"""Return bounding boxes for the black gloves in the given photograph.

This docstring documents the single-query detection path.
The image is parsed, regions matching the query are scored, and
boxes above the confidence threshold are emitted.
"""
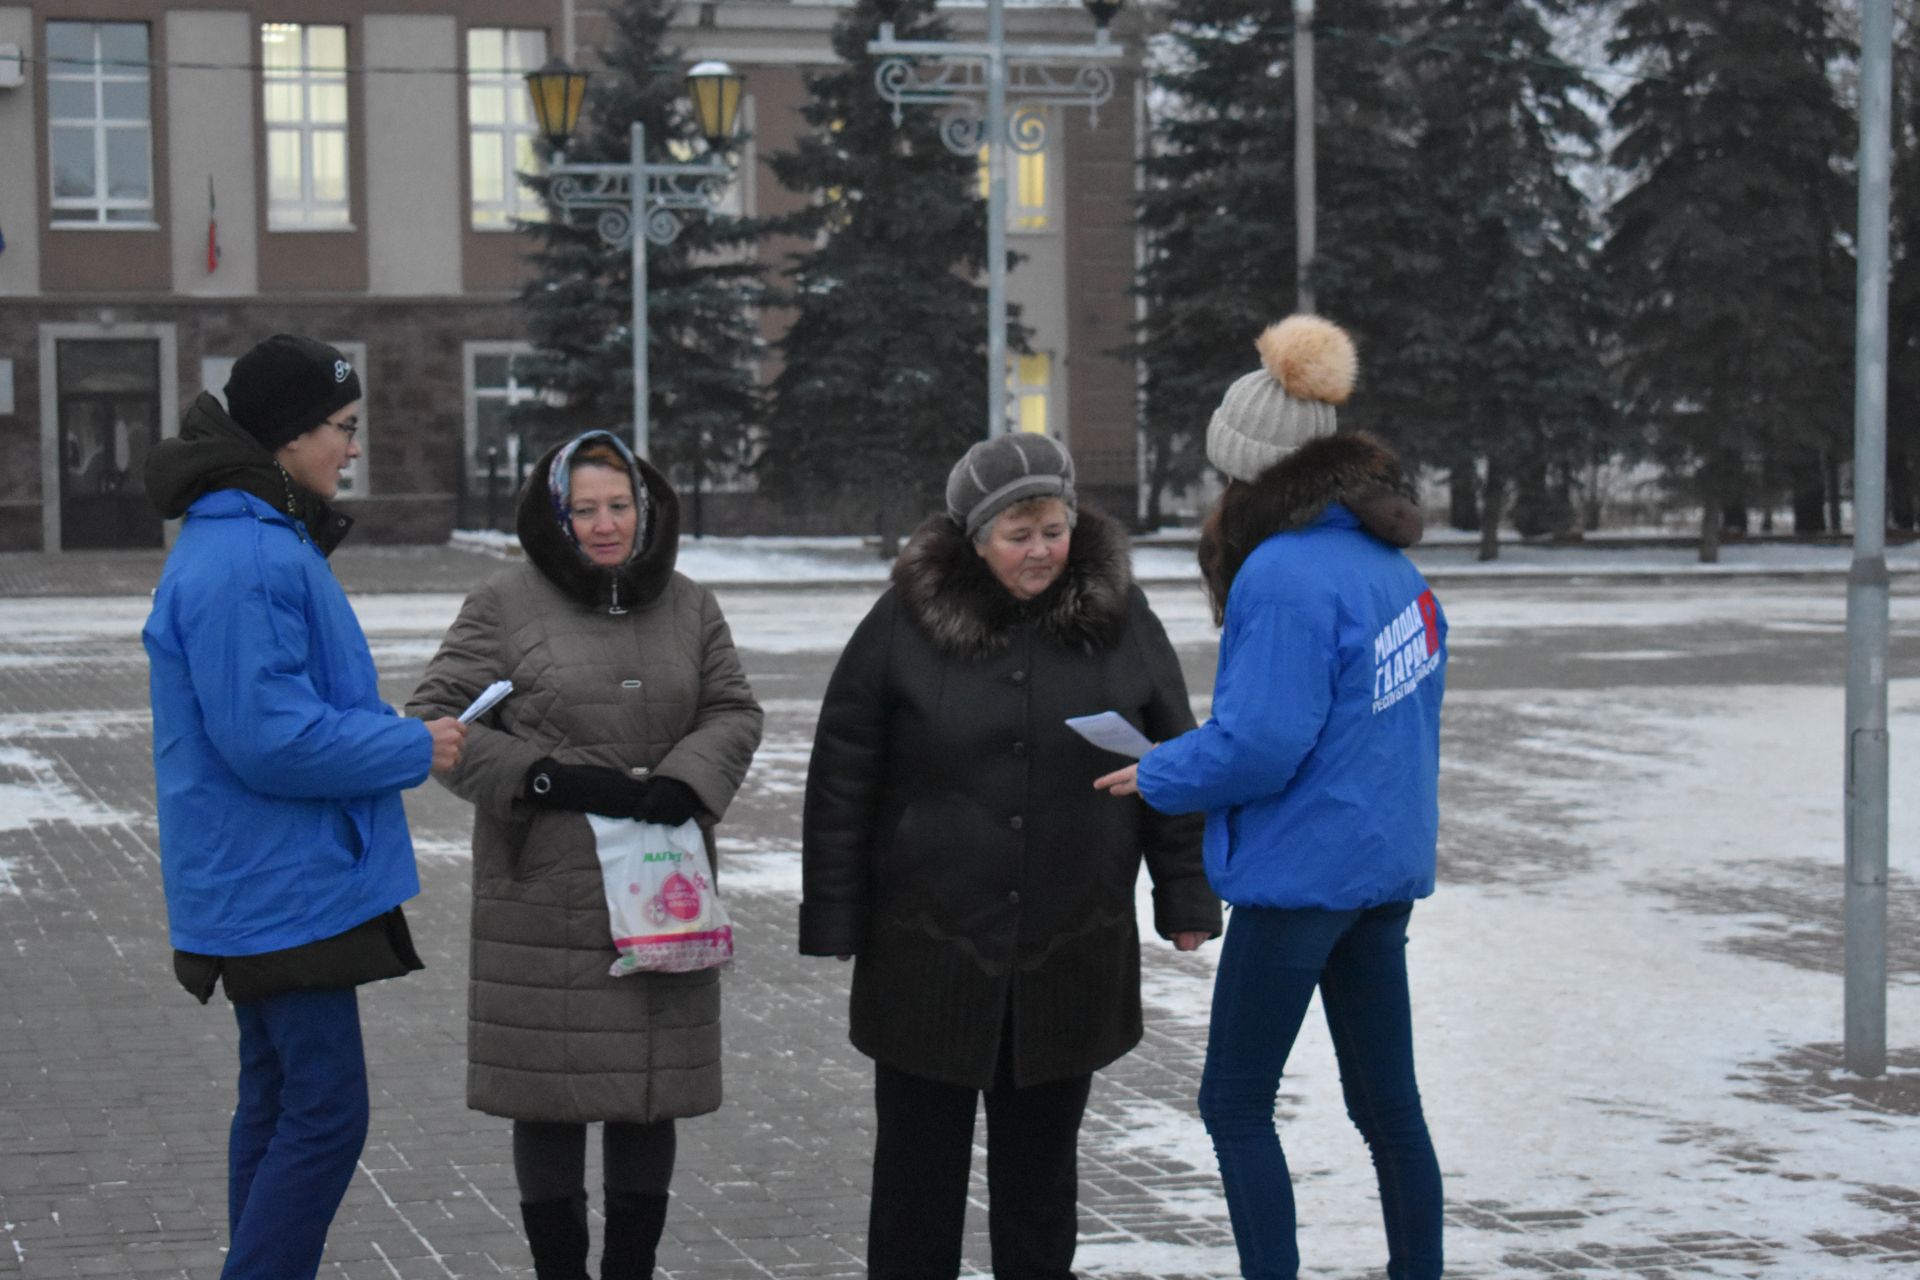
[634,776,700,826]
[524,758,703,825]
[525,759,646,816]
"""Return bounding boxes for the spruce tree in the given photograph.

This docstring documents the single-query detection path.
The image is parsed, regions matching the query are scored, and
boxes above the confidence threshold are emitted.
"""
[513,0,761,522]
[1135,0,1431,524]
[1601,0,1854,559]
[757,0,1007,531]
[1398,0,1616,559]
[1886,0,1920,530]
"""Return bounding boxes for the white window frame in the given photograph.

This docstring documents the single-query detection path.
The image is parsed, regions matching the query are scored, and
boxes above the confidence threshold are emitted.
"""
[46,21,156,228]
[262,22,352,231]
[466,27,549,231]
[463,341,540,482]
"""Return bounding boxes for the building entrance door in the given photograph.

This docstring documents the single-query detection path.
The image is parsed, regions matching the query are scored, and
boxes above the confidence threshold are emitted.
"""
[56,339,164,550]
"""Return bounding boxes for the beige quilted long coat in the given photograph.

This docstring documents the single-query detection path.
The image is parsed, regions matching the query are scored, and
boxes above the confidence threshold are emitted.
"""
[408,438,762,1124]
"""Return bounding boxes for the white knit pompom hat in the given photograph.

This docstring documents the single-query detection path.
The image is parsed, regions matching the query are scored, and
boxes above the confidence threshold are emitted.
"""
[1204,314,1359,483]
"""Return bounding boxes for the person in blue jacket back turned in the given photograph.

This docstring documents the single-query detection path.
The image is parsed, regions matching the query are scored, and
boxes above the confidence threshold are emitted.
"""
[142,334,468,1280]
[1097,315,1445,1280]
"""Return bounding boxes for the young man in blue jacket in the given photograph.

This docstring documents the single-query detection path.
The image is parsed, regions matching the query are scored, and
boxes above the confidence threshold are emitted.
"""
[142,334,467,1280]
[1098,316,1445,1280]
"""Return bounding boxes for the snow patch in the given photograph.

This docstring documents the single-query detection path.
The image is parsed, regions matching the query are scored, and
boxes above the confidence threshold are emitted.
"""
[715,848,803,898]
[0,710,149,739]
[411,837,472,862]
[0,745,138,832]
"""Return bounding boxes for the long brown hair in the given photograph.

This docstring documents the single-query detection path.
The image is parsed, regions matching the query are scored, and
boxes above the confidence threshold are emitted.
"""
[1197,479,1299,625]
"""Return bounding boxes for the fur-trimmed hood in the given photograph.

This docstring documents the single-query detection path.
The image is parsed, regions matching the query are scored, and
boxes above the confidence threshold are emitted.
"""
[1240,431,1424,548]
[516,437,682,612]
[1198,431,1424,623]
[893,504,1133,661]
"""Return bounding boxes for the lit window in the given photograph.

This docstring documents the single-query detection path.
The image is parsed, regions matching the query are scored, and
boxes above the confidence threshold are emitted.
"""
[467,28,548,230]
[46,22,154,226]
[1013,352,1052,435]
[262,23,351,229]
[976,111,1050,232]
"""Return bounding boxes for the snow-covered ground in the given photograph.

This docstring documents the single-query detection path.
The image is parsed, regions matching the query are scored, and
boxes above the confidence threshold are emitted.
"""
[450,527,1920,586]
[22,574,1919,668]
[1,569,1914,1276]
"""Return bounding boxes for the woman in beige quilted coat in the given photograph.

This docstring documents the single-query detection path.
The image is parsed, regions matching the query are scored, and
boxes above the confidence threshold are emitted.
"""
[409,430,762,1280]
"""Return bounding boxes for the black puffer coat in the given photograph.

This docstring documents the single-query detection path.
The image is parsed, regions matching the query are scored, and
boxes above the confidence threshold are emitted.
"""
[800,506,1219,1089]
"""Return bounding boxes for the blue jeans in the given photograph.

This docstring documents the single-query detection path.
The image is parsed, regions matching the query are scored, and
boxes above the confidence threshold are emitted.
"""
[1197,902,1442,1280]
[225,987,369,1280]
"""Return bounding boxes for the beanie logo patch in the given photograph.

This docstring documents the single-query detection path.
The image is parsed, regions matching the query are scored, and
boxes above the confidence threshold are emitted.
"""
[334,360,351,383]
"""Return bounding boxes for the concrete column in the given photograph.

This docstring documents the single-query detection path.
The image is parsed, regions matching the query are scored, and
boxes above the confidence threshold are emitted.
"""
[167,10,259,295]
[365,14,461,295]
[0,7,41,295]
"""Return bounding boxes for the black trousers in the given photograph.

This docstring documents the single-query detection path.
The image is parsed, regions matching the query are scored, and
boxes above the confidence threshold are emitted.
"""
[867,1045,1093,1280]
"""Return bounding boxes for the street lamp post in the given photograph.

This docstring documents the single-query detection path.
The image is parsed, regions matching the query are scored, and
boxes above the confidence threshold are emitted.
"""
[1294,0,1316,314]
[524,58,745,462]
[869,0,1126,439]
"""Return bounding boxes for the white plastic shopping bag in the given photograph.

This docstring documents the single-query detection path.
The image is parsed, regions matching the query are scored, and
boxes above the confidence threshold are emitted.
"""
[587,815,735,976]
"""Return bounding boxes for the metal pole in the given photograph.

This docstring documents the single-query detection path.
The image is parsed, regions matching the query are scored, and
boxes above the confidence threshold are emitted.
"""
[986,0,1009,437]
[1294,0,1315,315]
[1845,0,1893,1079]
[631,121,651,461]
[486,446,499,532]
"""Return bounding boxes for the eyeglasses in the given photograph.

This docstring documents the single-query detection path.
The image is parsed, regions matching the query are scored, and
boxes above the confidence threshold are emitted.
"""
[326,414,360,444]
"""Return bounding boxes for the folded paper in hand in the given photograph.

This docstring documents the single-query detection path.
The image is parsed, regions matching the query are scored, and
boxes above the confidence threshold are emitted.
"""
[1064,711,1153,759]
[458,679,513,724]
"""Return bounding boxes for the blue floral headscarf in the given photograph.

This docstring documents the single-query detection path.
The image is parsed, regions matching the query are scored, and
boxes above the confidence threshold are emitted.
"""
[547,430,652,565]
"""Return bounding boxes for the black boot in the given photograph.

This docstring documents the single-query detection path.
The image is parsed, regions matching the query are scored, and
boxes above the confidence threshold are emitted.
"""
[521,1190,591,1280]
[600,1189,669,1280]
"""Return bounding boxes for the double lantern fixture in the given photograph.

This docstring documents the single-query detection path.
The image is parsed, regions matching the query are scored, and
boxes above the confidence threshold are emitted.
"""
[524,56,743,159]
[519,57,745,462]
[866,0,1127,440]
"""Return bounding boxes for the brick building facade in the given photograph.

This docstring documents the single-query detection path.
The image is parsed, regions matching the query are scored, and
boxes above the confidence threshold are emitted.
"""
[0,1,1149,550]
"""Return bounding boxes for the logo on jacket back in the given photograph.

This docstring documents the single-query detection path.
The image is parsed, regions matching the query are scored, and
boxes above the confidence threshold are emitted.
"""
[1372,588,1441,713]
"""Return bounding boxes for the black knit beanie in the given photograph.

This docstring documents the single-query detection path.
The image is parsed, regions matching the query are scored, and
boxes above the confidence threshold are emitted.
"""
[223,334,363,453]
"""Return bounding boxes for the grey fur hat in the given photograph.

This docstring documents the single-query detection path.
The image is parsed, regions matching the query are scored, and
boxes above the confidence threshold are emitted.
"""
[1205,315,1358,483]
[945,432,1077,539]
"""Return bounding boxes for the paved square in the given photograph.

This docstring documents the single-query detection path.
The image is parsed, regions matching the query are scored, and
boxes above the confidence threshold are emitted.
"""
[2,547,1918,1278]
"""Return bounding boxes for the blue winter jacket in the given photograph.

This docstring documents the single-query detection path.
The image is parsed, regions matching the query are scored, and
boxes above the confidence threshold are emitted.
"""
[143,489,431,955]
[1137,504,1445,910]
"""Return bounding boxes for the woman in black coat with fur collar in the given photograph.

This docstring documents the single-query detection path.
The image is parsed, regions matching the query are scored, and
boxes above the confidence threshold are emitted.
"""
[801,433,1220,1280]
